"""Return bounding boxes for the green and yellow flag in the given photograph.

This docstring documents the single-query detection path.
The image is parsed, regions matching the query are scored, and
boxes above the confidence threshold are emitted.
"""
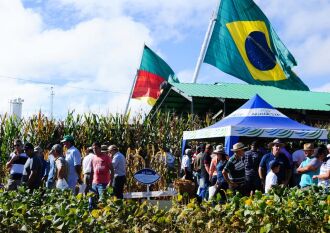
[204,0,309,91]
[132,45,179,106]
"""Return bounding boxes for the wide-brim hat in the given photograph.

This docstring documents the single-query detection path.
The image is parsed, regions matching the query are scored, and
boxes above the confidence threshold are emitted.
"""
[61,135,74,143]
[231,142,247,152]
[303,143,314,151]
[268,139,285,148]
[214,145,226,154]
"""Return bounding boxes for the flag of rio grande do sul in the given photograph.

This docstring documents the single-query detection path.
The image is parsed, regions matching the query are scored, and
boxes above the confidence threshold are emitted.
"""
[204,0,309,91]
[132,45,179,106]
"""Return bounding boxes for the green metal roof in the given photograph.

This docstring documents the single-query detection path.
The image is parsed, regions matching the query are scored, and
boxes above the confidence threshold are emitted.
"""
[170,82,330,111]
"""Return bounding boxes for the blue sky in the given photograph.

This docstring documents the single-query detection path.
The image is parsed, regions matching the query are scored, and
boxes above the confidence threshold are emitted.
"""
[0,0,329,118]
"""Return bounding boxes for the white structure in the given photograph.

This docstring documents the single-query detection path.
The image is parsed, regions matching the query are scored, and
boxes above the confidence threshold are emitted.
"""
[9,98,24,119]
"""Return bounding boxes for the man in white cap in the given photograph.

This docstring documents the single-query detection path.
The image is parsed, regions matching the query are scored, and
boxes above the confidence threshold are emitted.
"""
[222,142,247,195]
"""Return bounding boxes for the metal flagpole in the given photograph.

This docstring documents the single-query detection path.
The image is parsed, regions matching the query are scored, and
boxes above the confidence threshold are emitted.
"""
[124,72,138,116]
[124,43,145,116]
[191,0,221,83]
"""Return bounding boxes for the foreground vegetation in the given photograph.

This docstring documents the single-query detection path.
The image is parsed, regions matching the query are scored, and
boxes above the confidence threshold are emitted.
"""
[0,186,328,232]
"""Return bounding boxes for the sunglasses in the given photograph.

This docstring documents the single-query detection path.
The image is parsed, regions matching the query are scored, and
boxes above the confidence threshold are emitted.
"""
[14,144,21,147]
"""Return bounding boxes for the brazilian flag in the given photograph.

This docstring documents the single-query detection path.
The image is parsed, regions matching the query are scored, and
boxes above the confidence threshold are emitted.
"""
[204,0,309,91]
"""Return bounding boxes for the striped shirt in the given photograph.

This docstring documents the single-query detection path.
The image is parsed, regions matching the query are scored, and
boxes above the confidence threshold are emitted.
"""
[9,152,28,180]
[223,154,245,184]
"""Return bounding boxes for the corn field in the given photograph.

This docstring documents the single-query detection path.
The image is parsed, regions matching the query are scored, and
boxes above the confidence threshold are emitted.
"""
[0,111,215,188]
[0,111,329,189]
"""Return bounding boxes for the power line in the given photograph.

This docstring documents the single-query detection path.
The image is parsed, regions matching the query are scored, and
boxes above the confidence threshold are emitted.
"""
[0,74,129,94]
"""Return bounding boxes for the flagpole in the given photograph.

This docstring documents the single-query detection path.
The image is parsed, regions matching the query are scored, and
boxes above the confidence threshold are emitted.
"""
[191,1,220,83]
[124,44,145,116]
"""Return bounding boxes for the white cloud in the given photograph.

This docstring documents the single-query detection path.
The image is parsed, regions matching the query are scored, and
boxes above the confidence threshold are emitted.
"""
[312,83,330,92]
[0,0,154,118]
[57,0,217,41]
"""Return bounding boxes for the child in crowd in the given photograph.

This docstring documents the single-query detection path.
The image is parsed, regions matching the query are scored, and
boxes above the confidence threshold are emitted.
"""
[265,160,280,193]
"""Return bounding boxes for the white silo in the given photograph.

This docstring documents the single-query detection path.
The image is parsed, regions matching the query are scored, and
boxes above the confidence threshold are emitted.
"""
[9,98,24,119]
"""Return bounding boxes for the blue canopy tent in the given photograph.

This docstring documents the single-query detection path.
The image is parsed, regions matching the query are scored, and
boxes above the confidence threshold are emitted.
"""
[183,94,328,156]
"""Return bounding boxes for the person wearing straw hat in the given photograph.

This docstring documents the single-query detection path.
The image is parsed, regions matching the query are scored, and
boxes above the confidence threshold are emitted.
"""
[222,142,247,195]
[297,143,322,188]
[209,145,226,186]
[259,139,291,189]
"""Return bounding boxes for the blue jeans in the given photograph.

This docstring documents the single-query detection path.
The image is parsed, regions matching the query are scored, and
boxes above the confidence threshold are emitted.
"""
[92,183,107,198]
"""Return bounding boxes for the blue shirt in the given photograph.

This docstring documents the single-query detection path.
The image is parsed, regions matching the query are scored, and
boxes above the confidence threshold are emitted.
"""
[299,157,321,188]
[260,152,290,184]
[65,146,82,189]
[244,150,262,178]
[216,160,227,184]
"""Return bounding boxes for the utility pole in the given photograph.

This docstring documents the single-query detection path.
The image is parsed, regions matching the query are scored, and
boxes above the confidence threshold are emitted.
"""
[50,86,54,120]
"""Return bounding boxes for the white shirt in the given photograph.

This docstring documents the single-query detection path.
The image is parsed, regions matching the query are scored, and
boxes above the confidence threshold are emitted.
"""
[112,152,126,177]
[82,153,94,174]
[265,170,277,193]
[318,159,330,188]
[65,146,82,188]
[181,154,191,171]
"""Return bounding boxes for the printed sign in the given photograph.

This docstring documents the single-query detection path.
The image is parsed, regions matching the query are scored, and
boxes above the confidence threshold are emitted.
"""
[134,168,160,185]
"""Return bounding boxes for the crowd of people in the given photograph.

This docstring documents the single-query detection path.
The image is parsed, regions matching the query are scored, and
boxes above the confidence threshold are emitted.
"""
[5,135,126,199]
[5,135,330,203]
[181,139,330,201]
